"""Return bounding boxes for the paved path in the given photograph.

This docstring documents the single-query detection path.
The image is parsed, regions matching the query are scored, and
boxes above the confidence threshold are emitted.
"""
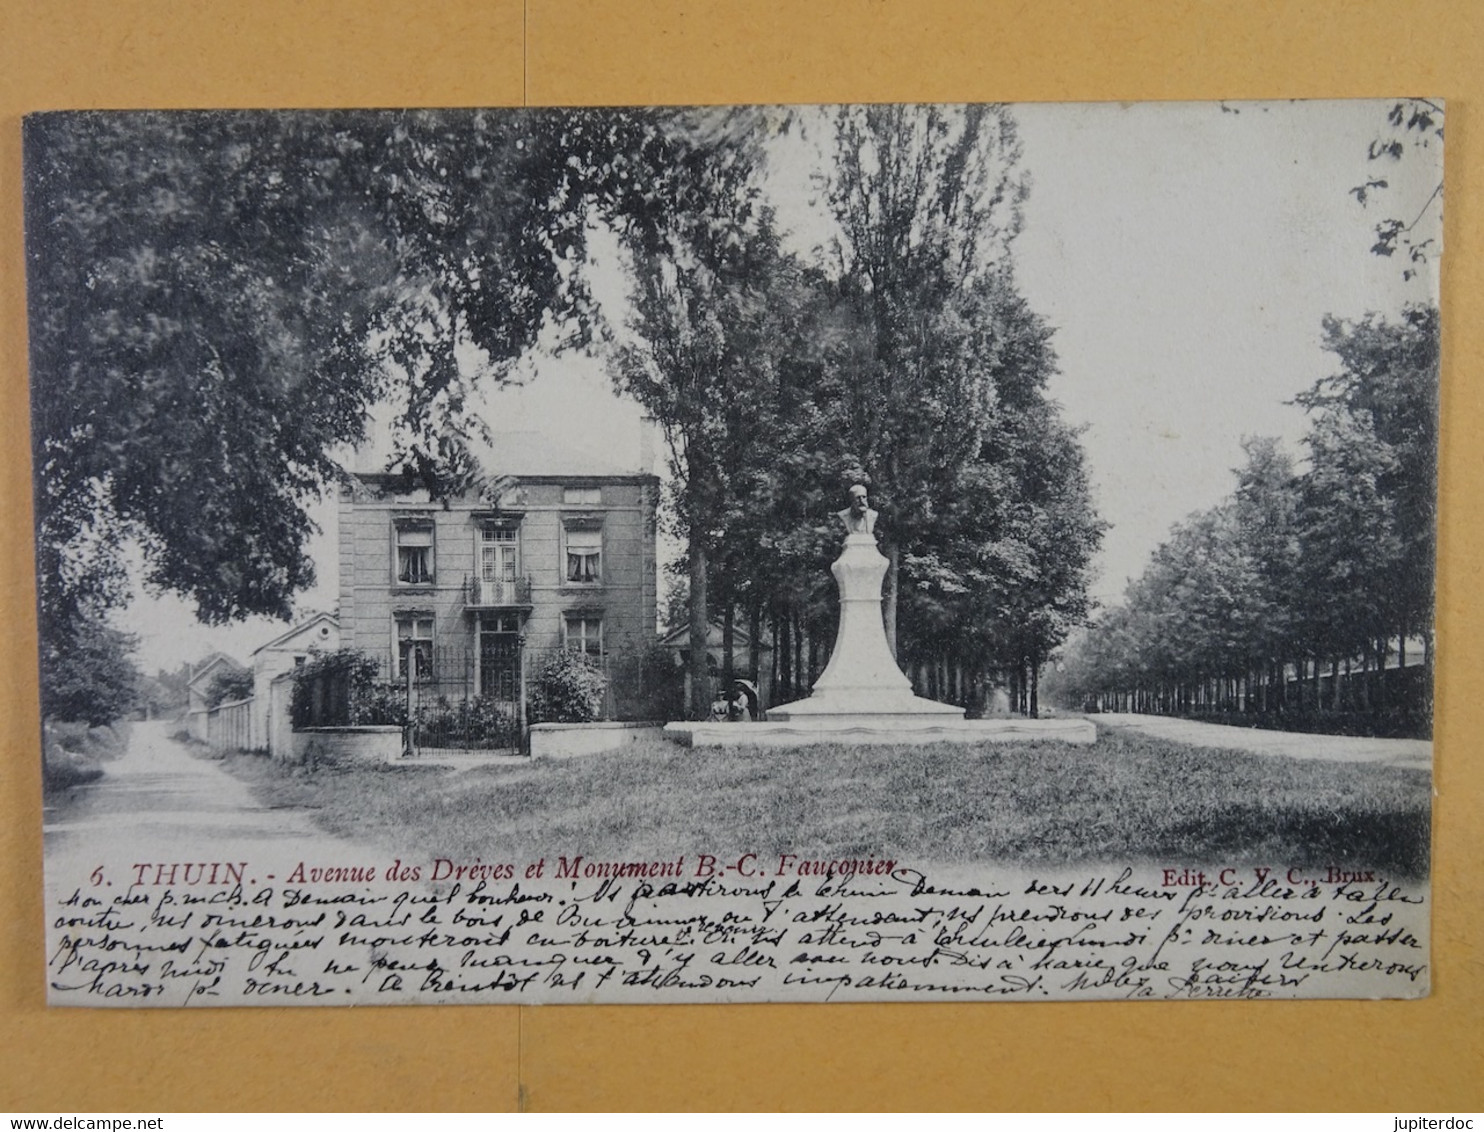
[1092,712,1432,770]
[43,720,374,870]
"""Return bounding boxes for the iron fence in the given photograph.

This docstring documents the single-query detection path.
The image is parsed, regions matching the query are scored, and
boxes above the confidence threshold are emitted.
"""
[291,643,685,754]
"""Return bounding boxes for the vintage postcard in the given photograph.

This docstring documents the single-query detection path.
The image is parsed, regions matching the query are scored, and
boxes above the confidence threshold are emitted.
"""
[29,100,1439,1005]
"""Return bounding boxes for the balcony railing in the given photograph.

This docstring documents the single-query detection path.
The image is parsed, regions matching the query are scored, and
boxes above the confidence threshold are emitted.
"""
[464,574,534,609]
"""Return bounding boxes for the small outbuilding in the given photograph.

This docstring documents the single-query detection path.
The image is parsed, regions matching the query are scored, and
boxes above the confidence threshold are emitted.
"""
[250,612,339,750]
[184,652,249,741]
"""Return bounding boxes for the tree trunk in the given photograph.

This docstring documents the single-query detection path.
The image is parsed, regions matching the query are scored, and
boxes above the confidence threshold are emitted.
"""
[1423,626,1433,715]
[778,606,792,702]
[793,609,805,695]
[688,542,709,720]
[883,541,899,662]
[748,600,761,685]
[770,606,781,701]
[721,596,735,696]
[1375,636,1388,716]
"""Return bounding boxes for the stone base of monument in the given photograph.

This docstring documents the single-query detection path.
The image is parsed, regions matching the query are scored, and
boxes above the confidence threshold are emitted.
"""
[662,715,1097,749]
[765,687,963,721]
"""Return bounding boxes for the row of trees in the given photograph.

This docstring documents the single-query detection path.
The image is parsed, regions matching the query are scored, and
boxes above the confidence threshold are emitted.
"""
[610,106,1103,716]
[1058,305,1437,734]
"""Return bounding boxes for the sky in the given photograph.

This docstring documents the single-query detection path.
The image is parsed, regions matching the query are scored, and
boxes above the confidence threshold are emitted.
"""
[1011,100,1439,603]
[113,100,1441,673]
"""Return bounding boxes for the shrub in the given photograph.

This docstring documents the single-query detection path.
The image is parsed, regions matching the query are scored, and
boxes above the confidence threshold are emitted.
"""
[418,695,520,748]
[41,724,104,791]
[40,616,139,726]
[83,723,129,758]
[204,666,255,707]
[353,683,409,727]
[528,651,607,724]
[606,644,685,721]
[291,649,403,727]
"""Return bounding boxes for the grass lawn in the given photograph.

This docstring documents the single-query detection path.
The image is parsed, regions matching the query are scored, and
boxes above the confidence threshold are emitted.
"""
[218,731,1431,877]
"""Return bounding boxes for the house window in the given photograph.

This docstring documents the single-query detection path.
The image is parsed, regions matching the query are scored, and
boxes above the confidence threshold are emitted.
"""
[484,612,520,635]
[395,522,434,585]
[563,486,602,506]
[564,615,603,659]
[395,614,434,680]
[565,528,602,585]
[480,525,520,584]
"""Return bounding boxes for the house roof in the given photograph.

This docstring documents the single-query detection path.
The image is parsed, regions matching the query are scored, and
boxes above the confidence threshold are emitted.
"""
[250,612,339,657]
[186,652,246,690]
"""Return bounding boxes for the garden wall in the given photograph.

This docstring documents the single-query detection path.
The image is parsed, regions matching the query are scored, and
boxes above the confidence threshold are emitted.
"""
[290,726,404,764]
[529,721,665,759]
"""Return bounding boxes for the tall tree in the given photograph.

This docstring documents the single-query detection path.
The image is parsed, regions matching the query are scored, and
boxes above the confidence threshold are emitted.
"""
[26,110,587,637]
[823,104,1028,655]
[608,205,802,718]
[25,108,765,656]
[1065,306,1436,731]
[895,293,1103,714]
[1296,306,1438,665]
[1230,436,1303,709]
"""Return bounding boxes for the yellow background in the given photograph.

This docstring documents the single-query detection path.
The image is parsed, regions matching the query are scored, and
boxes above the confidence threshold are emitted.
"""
[1,0,1479,1112]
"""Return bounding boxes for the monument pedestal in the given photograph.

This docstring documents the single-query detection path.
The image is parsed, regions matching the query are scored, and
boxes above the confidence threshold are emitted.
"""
[766,532,964,724]
[662,524,1096,749]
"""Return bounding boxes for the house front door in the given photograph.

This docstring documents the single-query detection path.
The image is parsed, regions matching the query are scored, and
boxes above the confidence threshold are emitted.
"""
[479,613,521,702]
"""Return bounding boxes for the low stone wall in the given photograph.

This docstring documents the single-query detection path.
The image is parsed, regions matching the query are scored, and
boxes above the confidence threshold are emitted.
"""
[290,726,404,764]
[529,721,665,759]
[665,716,1099,748]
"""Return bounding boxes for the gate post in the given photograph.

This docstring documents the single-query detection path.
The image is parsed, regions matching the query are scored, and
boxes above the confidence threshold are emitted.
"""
[517,633,529,755]
[402,654,415,759]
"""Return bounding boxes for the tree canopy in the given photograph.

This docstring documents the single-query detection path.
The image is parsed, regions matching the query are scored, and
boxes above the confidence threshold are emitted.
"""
[25,108,766,633]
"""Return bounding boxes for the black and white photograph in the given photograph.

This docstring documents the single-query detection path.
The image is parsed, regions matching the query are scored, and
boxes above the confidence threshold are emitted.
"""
[29,99,1440,1006]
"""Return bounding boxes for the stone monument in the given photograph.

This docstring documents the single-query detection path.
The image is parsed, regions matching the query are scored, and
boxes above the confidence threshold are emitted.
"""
[765,485,963,723]
[663,486,1095,747]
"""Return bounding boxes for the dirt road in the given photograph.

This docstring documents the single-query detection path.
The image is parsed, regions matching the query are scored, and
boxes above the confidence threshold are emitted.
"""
[1093,712,1431,770]
[43,720,369,871]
